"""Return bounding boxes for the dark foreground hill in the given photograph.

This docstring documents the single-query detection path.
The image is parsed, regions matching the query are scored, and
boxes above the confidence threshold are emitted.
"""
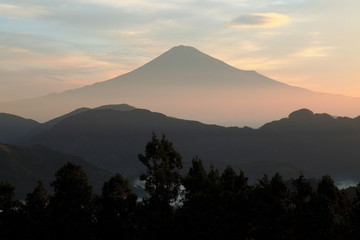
[19,106,360,183]
[0,143,112,199]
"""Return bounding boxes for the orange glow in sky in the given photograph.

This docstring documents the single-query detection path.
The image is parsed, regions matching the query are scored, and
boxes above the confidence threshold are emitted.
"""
[0,0,359,102]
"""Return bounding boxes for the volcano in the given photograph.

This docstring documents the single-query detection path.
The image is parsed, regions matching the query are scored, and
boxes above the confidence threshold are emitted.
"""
[1,45,360,127]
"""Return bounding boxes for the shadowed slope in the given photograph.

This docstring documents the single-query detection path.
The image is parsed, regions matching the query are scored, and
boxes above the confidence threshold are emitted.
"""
[0,113,40,143]
[21,107,360,183]
[25,104,136,137]
[0,143,112,199]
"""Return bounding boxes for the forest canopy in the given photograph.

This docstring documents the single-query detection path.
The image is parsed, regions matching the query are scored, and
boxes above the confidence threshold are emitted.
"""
[1,133,360,239]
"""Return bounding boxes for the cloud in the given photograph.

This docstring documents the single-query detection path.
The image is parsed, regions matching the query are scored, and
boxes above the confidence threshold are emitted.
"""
[0,43,127,83]
[74,0,179,10]
[228,57,292,71]
[294,46,333,57]
[230,13,290,28]
[0,41,133,101]
[0,3,49,18]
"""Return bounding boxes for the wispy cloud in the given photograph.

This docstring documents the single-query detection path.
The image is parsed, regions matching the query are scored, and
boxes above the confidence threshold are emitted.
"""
[0,43,126,84]
[228,57,292,71]
[0,3,49,18]
[294,46,333,57]
[75,0,179,9]
[230,13,290,28]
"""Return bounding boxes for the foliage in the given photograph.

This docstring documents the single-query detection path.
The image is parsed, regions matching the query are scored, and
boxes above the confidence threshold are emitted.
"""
[95,174,137,239]
[0,181,15,211]
[49,162,94,239]
[138,133,183,206]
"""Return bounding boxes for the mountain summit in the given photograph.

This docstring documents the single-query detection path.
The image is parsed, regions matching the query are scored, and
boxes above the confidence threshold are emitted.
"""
[140,45,242,77]
[144,45,230,70]
[1,46,360,126]
[94,45,286,88]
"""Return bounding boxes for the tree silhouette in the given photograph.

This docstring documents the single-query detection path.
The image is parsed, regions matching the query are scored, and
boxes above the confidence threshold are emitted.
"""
[23,181,49,239]
[180,162,251,239]
[290,175,315,239]
[0,181,15,212]
[137,133,183,238]
[138,133,183,206]
[182,157,208,202]
[2,134,360,239]
[25,181,48,219]
[0,181,24,239]
[219,167,251,239]
[96,174,137,239]
[251,173,292,239]
[49,162,94,239]
[349,183,360,238]
[311,175,348,239]
[179,158,212,238]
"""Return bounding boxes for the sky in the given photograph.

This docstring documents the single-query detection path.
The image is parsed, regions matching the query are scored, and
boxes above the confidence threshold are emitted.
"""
[0,0,359,102]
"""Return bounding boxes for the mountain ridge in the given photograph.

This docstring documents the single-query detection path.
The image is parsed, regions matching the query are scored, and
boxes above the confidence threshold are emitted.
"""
[10,105,360,184]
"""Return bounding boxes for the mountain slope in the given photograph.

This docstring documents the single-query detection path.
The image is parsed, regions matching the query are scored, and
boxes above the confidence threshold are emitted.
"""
[21,106,360,183]
[25,104,136,138]
[96,45,288,87]
[2,45,360,127]
[0,113,40,143]
[0,143,112,199]
[26,108,252,178]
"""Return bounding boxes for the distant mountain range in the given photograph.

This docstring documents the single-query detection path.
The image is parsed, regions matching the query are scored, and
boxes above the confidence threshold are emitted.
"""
[1,45,360,127]
[2,104,360,185]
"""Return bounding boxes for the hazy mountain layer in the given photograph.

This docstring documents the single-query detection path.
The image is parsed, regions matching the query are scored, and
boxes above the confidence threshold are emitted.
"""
[19,106,360,183]
[2,46,360,127]
[24,104,136,138]
[0,113,40,143]
[0,143,112,199]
